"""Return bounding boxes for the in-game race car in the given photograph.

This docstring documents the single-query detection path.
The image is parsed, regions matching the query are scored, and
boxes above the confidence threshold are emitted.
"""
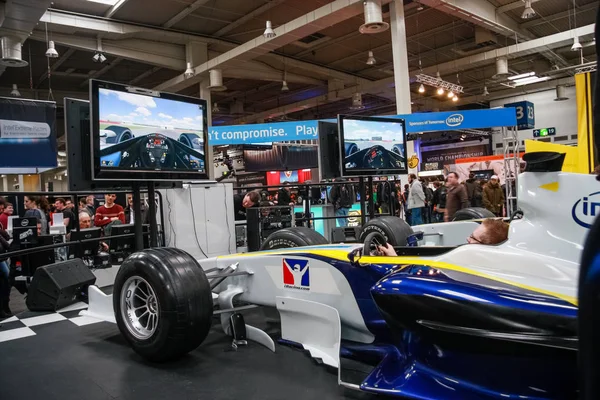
[81,152,594,399]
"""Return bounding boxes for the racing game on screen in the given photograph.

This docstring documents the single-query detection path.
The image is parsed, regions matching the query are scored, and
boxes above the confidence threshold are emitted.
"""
[341,116,407,175]
[97,88,206,173]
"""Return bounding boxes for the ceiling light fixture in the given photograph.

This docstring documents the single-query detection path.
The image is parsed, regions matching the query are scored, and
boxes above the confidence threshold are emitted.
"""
[366,50,376,65]
[447,90,454,99]
[45,40,58,58]
[212,102,220,113]
[281,80,289,91]
[207,69,227,91]
[350,92,365,110]
[482,86,490,96]
[452,94,459,102]
[184,62,194,79]
[93,52,106,63]
[571,36,583,52]
[554,84,569,101]
[418,83,425,93]
[493,56,510,78]
[508,71,535,80]
[416,74,464,95]
[437,86,445,95]
[10,84,20,97]
[263,20,276,38]
[521,0,536,19]
[416,1,424,11]
[513,76,550,86]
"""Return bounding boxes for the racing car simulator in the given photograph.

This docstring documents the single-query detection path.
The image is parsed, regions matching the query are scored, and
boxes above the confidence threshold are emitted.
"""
[80,151,593,400]
[99,133,204,170]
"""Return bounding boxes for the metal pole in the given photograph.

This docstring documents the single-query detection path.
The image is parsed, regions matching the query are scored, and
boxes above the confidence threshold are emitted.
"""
[132,182,143,251]
[359,177,366,226]
[368,176,375,220]
[147,181,158,247]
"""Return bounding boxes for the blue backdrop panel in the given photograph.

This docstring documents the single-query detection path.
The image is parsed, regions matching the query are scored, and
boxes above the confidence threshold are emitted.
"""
[209,109,518,146]
[0,98,58,168]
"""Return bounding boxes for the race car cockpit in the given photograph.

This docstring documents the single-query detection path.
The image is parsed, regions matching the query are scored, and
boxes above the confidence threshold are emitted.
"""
[99,133,205,170]
[344,144,406,170]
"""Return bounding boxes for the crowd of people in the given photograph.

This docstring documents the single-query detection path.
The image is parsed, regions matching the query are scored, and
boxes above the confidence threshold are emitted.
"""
[401,172,506,225]
[0,193,149,318]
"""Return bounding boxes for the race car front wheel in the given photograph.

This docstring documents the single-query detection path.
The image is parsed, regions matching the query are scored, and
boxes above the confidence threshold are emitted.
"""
[359,216,413,246]
[260,227,329,250]
[113,247,213,362]
[452,207,495,221]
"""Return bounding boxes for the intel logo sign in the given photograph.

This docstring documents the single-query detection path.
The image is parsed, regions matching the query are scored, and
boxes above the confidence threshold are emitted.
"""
[446,114,464,127]
[572,191,600,229]
[20,219,29,227]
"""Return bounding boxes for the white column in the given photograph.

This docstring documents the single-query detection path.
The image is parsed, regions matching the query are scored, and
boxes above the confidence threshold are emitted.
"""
[199,79,214,180]
[389,0,417,176]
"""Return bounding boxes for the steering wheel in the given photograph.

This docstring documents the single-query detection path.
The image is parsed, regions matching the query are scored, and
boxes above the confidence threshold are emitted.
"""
[362,145,390,168]
[363,231,388,256]
[139,134,176,169]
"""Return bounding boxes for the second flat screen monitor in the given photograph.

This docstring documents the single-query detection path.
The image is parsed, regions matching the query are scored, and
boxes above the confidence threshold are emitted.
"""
[338,115,407,177]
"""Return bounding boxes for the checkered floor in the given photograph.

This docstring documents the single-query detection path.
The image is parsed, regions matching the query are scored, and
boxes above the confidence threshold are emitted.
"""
[0,301,102,343]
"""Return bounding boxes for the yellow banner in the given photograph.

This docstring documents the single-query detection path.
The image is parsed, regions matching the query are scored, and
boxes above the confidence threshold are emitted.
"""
[576,72,596,173]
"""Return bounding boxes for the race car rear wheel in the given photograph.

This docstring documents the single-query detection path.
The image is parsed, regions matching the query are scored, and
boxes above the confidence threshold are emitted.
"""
[113,247,213,362]
[452,207,496,221]
[104,125,133,144]
[260,227,329,250]
[359,216,413,246]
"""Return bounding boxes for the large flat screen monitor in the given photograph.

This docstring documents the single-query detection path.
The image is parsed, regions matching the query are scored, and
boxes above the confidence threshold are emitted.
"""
[90,80,208,181]
[338,115,407,177]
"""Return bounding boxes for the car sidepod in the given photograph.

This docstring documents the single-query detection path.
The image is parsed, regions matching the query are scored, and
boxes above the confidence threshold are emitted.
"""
[361,264,578,399]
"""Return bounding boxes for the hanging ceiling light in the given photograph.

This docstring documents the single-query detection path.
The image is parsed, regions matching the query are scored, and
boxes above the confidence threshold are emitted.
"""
[437,86,445,95]
[10,84,20,97]
[493,56,510,78]
[207,69,227,91]
[45,40,58,58]
[212,102,220,113]
[521,0,536,19]
[416,1,424,11]
[418,83,425,93]
[571,36,583,51]
[263,20,276,38]
[93,52,107,63]
[482,86,490,96]
[452,94,459,102]
[184,62,194,79]
[350,92,365,110]
[554,84,569,101]
[366,50,376,65]
[447,90,454,99]
[281,80,289,91]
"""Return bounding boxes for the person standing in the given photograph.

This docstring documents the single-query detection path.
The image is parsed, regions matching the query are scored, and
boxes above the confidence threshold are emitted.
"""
[94,194,126,234]
[54,198,76,233]
[444,172,469,222]
[483,175,505,217]
[24,196,49,234]
[407,174,425,226]
[432,181,447,223]
[464,173,478,207]
[330,179,355,227]
[0,199,10,230]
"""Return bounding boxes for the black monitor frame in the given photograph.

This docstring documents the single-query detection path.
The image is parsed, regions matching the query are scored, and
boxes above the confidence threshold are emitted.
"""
[338,115,408,177]
[108,223,135,253]
[90,79,209,181]
[69,227,101,259]
[317,121,341,181]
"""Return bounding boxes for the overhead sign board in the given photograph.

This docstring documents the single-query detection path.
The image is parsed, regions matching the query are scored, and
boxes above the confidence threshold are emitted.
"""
[533,127,556,138]
[504,101,535,130]
[208,108,518,146]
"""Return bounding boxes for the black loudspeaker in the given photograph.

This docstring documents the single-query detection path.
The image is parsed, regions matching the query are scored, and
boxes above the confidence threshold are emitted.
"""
[26,258,97,311]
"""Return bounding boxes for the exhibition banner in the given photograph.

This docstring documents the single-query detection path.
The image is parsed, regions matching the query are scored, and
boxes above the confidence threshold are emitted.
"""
[208,108,517,146]
[421,140,490,170]
[0,97,58,168]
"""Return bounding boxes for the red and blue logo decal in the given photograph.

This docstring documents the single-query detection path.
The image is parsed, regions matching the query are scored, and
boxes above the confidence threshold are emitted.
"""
[283,258,310,290]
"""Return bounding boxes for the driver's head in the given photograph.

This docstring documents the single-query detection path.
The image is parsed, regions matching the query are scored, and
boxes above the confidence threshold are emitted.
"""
[408,173,417,183]
[242,191,260,208]
[446,172,459,186]
[105,194,116,206]
[467,219,509,245]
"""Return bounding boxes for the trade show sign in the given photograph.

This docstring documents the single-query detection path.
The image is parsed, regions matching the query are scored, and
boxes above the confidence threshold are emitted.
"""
[0,97,58,168]
[208,108,517,146]
[421,140,490,170]
[504,101,535,130]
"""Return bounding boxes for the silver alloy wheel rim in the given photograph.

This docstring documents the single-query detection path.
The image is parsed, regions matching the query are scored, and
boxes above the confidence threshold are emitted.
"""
[120,276,159,340]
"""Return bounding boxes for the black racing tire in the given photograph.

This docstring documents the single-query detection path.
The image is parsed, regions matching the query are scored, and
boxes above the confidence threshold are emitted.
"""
[345,143,359,156]
[179,133,203,149]
[359,216,414,246]
[452,207,496,221]
[260,227,329,250]
[113,247,213,362]
[104,125,133,144]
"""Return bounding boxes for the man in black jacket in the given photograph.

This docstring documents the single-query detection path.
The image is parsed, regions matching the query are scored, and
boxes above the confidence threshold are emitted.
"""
[233,191,260,221]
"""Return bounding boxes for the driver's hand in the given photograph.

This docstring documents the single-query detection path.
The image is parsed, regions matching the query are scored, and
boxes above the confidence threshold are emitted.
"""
[376,243,397,257]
